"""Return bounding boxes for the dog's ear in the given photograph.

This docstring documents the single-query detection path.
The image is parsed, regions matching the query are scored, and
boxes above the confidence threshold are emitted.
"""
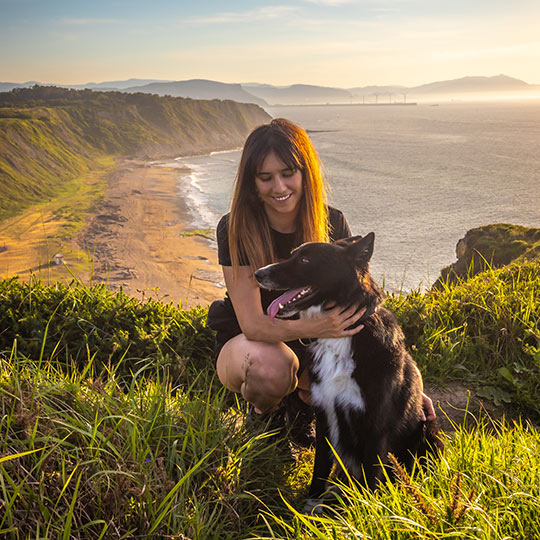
[343,232,375,265]
[334,235,361,247]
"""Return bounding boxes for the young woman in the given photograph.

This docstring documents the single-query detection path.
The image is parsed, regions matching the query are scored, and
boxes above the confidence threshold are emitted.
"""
[207,118,435,427]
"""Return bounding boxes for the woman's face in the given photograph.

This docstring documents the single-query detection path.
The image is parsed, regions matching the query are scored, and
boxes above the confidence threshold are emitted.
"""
[254,151,303,229]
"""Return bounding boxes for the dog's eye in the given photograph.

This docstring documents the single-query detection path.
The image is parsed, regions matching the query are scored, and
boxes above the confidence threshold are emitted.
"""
[300,256,310,264]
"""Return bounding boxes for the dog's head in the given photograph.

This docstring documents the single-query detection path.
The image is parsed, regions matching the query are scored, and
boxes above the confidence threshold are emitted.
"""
[254,233,376,321]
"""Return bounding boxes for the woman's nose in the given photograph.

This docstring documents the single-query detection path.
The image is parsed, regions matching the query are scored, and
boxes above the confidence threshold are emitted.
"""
[273,175,286,191]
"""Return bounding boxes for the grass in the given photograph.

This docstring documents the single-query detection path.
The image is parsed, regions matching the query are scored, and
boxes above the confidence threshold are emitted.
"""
[0,277,215,377]
[262,419,540,539]
[387,259,540,419]
[0,258,539,538]
[1,346,538,538]
[180,229,216,241]
[0,348,309,538]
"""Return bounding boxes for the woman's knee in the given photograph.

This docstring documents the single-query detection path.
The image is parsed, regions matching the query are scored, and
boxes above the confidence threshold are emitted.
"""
[244,344,299,396]
[217,335,299,399]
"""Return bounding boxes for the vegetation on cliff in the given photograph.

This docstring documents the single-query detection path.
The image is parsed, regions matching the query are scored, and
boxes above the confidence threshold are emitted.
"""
[0,85,270,219]
[1,244,539,537]
[435,223,540,287]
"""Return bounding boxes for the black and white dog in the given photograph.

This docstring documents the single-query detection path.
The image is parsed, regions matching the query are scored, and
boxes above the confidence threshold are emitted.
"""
[254,233,440,507]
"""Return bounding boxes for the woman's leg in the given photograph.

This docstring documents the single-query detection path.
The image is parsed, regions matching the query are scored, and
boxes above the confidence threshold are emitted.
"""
[216,334,300,413]
[297,370,311,404]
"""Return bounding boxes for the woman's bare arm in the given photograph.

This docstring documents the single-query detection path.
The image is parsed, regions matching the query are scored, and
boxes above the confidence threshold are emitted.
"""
[223,265,365,342]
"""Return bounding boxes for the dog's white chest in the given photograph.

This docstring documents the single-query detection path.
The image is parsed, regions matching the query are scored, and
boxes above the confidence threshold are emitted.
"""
[304,306,365,451]
[309,337,365,413]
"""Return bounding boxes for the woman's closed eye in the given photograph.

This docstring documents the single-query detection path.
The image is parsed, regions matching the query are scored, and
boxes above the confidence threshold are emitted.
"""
[256,168,297,181]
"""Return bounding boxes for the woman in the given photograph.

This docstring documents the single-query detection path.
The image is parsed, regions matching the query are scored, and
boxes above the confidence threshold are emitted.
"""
[207,118,435,433]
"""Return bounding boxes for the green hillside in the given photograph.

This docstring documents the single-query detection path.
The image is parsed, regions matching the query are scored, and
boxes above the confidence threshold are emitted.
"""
[0,86,270,219]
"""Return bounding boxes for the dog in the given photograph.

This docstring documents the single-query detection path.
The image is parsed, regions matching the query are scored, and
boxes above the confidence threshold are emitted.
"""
[254,233,440,509]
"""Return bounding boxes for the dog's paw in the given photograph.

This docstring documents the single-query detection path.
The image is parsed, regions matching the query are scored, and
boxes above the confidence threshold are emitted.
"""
[303,498,325,515]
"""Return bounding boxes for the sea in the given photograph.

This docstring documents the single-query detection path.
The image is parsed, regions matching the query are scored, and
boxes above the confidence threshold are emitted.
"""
[166,100,540,291]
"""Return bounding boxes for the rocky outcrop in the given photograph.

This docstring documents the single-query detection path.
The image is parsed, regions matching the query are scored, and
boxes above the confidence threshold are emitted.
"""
[434,224,540,288]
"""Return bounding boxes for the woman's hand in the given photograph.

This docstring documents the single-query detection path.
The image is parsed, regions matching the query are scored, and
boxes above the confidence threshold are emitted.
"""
[300,303,367,339]
[421,392,436,421]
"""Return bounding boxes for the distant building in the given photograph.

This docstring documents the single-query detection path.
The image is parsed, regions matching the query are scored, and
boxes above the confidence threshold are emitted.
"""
[53,253,64,265]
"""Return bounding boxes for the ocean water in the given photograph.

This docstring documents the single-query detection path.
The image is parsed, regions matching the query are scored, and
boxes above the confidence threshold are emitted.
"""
[174,101,540,291]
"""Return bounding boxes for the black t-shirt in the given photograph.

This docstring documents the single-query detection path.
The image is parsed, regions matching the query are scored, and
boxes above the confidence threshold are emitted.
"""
[215,206,352,317]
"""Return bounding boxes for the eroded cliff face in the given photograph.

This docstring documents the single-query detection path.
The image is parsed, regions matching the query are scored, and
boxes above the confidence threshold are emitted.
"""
[434,224,540,288]
[0,86,271,219]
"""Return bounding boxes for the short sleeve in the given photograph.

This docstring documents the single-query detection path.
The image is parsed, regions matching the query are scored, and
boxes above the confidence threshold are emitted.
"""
[216,214,232,266]
[216,213,249,266]
[328,207,352,241]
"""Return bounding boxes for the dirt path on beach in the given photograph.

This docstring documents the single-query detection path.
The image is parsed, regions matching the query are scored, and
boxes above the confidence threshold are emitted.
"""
[78,160,225,308]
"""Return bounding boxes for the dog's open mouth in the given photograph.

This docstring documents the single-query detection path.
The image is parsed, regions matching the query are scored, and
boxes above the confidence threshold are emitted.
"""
[267,287,314,321]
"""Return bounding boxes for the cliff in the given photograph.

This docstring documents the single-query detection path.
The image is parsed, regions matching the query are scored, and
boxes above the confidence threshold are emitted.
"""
[434,223,540,287]
[0,86,270,219]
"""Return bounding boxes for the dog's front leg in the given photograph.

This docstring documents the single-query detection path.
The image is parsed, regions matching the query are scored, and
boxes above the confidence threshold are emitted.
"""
[361,434,390,489]
[307,411,333,499]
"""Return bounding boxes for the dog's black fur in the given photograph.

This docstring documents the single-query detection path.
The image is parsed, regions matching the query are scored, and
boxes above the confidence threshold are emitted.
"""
[255,233,440,500]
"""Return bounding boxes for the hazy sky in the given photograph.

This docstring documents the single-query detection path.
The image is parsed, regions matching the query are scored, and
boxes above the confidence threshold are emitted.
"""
[2,0,539,87]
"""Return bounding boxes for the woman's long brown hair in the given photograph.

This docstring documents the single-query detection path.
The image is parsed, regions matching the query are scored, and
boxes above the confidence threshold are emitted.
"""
[229,118,329,272]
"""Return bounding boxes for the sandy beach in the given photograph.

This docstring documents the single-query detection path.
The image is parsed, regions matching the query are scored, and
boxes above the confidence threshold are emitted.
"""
[78,160,225,308]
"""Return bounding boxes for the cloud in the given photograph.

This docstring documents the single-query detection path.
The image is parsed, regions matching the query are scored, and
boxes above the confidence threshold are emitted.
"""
[299,0,355,5]
[187,5,298,25]
[59,17,118,26]
[434,41,540,61]
[300,0,414,5]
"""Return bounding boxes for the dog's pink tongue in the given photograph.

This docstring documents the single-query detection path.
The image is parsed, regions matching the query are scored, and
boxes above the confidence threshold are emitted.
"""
[267,288,304,321]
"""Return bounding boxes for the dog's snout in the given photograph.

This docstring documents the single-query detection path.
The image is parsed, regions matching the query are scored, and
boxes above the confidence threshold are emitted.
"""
[254,263,281,289]
[254,267,273,285]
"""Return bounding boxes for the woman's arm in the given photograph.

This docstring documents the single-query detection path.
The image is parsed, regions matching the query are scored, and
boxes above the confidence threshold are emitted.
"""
[223,265,365,343]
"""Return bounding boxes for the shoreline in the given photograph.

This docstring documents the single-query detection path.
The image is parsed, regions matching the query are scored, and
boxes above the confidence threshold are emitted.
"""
[78,159,225,308]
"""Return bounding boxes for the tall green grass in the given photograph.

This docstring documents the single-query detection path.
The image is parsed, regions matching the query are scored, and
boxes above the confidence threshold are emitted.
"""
[2,351,538,539]
[387,260,540,418]
[262,419,540,539]
[0,262,539,538]
[0,352,305,538]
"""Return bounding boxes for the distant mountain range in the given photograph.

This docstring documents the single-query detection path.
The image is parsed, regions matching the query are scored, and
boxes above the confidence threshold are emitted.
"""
[243,83,352,105]
[1,74,538,105]
[121,79,268,107]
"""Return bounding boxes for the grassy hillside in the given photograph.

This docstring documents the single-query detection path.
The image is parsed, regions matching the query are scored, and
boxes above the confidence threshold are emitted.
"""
[389,259,540,418]
[0,86,270,220]
[0,253,539,537]
[435,223,540,287]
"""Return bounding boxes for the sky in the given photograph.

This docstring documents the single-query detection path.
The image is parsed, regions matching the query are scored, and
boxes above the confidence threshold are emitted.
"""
[1,0,539,88]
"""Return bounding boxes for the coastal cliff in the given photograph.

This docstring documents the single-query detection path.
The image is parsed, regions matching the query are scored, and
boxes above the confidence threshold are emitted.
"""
[0,86,270,219]
[434,223,540,287]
